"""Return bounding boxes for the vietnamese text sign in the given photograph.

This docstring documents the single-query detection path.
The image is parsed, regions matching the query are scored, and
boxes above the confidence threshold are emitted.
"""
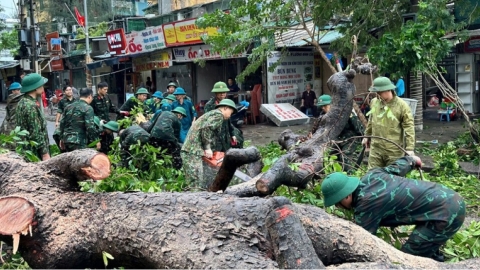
[125,26,166,55]
[260,103,309,127]
[106,29,127,55]
[465,36,480,53]
[163,18,218,47]
[267,51,314,104]
[172,44,246,62]
[132,50,172,72]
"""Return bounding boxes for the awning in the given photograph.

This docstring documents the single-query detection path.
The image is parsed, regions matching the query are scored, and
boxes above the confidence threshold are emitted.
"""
[86,57,120,70]
[443,29,480,39]
[275,20,343,48]
[0,62,19,69]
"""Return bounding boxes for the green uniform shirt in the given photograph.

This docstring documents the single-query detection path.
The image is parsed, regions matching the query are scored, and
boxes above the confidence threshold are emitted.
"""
[204,97,235,151]
[120,125,150,148]
[90,94,119,121]
[148,111,181,143]
[1,93,23,134]
[353,157,465,234]
[59,100,99,147]
[15,95,49,157]
[365,96,415,151]
[181,109,224,156]
[57,97,77,114]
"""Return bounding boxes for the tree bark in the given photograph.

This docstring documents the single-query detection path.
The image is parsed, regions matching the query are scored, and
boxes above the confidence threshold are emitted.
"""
[208,147,261,192]
[0,152,478,269]
[254,70,357,196]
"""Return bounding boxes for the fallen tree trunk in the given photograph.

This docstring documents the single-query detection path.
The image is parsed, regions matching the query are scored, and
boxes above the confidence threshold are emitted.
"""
[251,70,357,196]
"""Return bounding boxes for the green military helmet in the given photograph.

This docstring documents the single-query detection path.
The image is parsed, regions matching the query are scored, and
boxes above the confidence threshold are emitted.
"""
[321,172,360,207]
[21,73,48,93]
[172,107,187,117]
[166,94,176,101]
[211,81,229,93]
[135,88,150,95]
[369,77,396,92]
[167,82,177,89]
[173,87,186,95]
[152,91,163,99]
[215,98,237,114]
[103,121,119,132]
[94,116,101,127]
[317,94,332,106]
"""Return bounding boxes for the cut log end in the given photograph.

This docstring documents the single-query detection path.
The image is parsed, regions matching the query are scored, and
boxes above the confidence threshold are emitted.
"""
[81,153,111,180]
[0,196,35,235]
[256,179,269,194]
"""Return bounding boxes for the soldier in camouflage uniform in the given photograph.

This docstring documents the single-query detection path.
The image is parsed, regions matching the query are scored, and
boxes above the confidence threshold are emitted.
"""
[148,107,186,169]
[363,77,415,170]
[322,156,465,262]
[90,82,120,121]
[59,88,100,152]
[98,121,119,154]
[118,125,150,168]
[1,82,23,136]
[204,81,244,151]
[15,73,50,160]
[311,94,364,172]
[118,88,151,122]
[55,85,77,128]
[181,99,237,190]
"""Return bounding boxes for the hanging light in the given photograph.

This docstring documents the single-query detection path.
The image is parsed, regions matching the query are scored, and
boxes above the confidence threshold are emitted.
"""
[198,47,204,57]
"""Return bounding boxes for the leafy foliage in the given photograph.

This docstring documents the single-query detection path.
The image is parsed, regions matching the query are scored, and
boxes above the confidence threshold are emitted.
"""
[196,0,416,82]
[443,221,480,262]
[368,0,465,79]
[0,28,19,56]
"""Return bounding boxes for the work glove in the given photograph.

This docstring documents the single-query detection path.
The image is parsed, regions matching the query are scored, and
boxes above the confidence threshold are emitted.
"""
[204,149,213,159]
[361,138,370,148]
[406,151,415,156]
[411,156,422,168]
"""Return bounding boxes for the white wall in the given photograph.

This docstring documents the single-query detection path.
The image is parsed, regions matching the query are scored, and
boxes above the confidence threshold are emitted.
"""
[196,60,224,103]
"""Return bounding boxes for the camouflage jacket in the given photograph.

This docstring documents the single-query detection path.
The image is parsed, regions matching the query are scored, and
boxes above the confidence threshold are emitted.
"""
[120,97,150,114]
[181,109,224,156]
[57,97,77,114]
[120,125,150,149]
[91,94,119,121]
[15,95,49,157]
[204,97,235,151]
[59,99,99,147]
[148,111,181,143]
[1,93,23,134]
[353,157,465,234]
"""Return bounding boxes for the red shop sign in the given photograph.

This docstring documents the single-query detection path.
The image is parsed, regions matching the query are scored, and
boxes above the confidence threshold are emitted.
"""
[106,29,127,55]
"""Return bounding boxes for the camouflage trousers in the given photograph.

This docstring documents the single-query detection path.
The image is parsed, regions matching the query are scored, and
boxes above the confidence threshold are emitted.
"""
[53,128,67,153]
[180,151,205,191]
[149,139,183,169]
[401,200,466,262]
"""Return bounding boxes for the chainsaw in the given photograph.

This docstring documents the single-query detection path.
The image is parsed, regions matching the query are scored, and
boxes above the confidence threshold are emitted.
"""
[202,151,252,182]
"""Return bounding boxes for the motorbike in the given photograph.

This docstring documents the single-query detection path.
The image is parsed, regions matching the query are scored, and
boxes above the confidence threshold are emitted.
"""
[230,100,249,128]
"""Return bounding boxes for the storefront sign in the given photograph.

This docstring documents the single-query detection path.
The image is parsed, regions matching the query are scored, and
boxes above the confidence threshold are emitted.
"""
[172,44,246,62]
[260,103,309,127]
[106,29,127,55]
[45,31,64,71]
[465,36,480,53]
[163,18,218,47]
[125,26,166,55]
[267,51,314,104]
[132,50,172,72]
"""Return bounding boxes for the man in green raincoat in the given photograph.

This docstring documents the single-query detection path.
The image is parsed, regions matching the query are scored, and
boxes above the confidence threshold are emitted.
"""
[362,77,415,170]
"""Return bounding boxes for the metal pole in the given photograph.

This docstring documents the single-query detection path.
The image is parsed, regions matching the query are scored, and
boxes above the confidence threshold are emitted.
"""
[83,0,92,88]
[29,0,37,73]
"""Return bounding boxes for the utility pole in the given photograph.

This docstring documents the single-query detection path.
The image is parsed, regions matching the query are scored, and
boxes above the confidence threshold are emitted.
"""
[29,0,38,73]
[83,0,92,89]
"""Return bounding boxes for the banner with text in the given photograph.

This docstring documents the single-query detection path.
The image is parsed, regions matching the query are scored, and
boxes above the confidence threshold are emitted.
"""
[267,51,314,104]
[172,44,246,62]
[132,50,172,72]
[125,26,166,55]
[163,18,218,47]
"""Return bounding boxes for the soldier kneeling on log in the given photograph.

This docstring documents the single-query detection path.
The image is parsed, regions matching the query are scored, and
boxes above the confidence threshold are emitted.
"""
[148,107,187,170]
[321,156,465,262]
[118,125,150,168]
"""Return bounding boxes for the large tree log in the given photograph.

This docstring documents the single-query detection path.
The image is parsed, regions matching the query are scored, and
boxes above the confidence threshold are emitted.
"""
[253,70,357,196]
[1,150,478,269]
